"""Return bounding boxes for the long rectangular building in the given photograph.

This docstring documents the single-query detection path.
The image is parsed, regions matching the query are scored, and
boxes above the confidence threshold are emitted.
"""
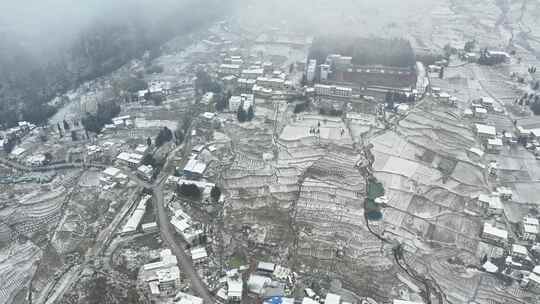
[121,195,151,235]
[314,84,352,98]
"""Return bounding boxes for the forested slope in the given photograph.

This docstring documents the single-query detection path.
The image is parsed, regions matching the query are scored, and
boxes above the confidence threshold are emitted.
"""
[0,0,228,127]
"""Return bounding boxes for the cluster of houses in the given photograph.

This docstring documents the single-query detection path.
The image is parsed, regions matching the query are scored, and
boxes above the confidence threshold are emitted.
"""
[215,261,296,303]
[114,143,155,181]
[139,248,207,304]
[2,121,37,161]
[515,117,540,158]
[431,87,458,107]
[140,249,183,298]
[478,185,540,291]
[169,208,205,246]
[218,54,293,95]
[103,115,134,133]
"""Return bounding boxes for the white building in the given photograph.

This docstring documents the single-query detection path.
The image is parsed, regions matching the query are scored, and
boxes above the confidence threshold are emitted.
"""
[256,77,286,90]
[306,59,317,82]
[478,193,503,215]
[26,154,46,167]
[175,292,204,304]
[320,64,330,81]
[474,107,487,119]
[482,222,508,244]
[481,96,495,109]
[393,300,424,304]
[156,266,181,296]
[121,195,151,235]
[183,158,207,179]
[325,293,341,304]
[219,64,241,75]
[257,261,276,273]
[10,147,26,159]
[226,277,243,302]
[137,165,153,181]
[229,94,254,112]
[522,216,539,241]
[247,274,271,295]
[475,124,497,140]
[101,166,128,185]
[142,222,159,233]
[135,144,148,154]
[116,152,144,168]
[496,186,513,200]
[486,138,503,153]
[302,298,319,304]
[170,213,203,245]
[190,247,208,265]
[512,244,529,259]
[314,84,352,98]
[241,68,264,79]
[238,78,256,91]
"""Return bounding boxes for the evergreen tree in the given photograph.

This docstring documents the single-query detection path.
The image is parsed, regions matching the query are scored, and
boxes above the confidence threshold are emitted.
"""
[237,106,247,122]
[177,183,201,198]
[386,91,395,110]
[300,74,307,87]
[44,152,53,165]
[71,130,78,141]
[247,106,254,121]
[57,123,63,137]
[464,40,476,52]
[147,137,152,147]
[174,128,185,145]
[210,185,221,202]
[142,154,155,166]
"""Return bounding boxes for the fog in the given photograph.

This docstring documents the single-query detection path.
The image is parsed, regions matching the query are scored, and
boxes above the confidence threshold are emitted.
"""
[0,0,442,63]
[0,0,205,60]
[233,0,439,37]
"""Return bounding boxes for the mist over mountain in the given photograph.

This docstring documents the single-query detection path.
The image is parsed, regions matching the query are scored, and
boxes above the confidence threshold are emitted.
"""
[0,0,228,127]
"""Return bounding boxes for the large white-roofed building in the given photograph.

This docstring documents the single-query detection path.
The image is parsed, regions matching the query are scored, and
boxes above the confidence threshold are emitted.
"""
[121,195,151,235]
[522,216,539,241]
[475,123,497,140]
[183,158,207,179]
[482,222,508,244]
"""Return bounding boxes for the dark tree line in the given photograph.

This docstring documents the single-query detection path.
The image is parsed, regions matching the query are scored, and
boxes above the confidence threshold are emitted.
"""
[177,183,201,198]
[478,48,507,66]
[319,108,343,116]
[81,102,121,134]
[237,106,254,123]
[210,186,221,202]
[215,91,231,112]
[155,127,173,147]
[195,69,222,94]
[385,91,415,110]
[294,102,309,114]
[308,36,416,68]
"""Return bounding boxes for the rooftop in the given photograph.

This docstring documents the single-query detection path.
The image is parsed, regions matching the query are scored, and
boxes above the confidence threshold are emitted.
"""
[184,158,207,175]
[483,222,508,240]
[302,298,319,304]
[487,138,503,146]
[175,292,204,304]
[227,278,243,298]
[512,244,528,256]
[257,261,276,272]
[475,124,496,136]
[190,247,208,260]
[325,293,341,304]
